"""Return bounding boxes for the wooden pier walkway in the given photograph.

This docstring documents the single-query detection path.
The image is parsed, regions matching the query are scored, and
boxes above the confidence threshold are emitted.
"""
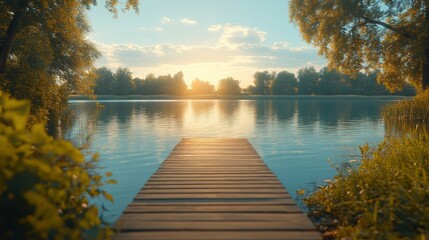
[113,138,320,240]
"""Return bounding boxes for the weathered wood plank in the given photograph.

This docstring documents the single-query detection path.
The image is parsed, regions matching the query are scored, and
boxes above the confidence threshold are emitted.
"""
[139,188,288,194]
[145,180,282,185]
[117,213,310,221]
[150,175,278,179]
[113,138,320,240]
[151,173,276,178]
[113,231,321,240]
[134,193,291,199]
[142,184,285,189]
[123,204,302,213]
[114,221,316,231]
[128,199,297,205]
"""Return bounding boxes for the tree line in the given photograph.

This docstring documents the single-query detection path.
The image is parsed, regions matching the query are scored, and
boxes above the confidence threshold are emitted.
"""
[245,66,415,96]
[93,67,241,95]
[94,66,415,96]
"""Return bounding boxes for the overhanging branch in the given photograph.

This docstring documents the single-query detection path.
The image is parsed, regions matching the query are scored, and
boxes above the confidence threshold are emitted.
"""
[362,16,413,40]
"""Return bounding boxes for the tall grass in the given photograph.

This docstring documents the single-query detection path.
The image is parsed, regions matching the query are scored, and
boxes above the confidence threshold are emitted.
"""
[304,91,429,239]
[383,90,429,135]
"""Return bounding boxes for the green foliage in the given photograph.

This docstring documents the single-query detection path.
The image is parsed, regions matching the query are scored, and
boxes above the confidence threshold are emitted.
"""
[298,66,319,95]
[0,0,140,130]
[94,67,188,95]
[94,67,115,95]
[303,93,429,239]
[289,0,429,90]
[0,91,115,240]
[217,77,241,95]
[253,71,275,95]
[271,71,297,95]
[113,67,134,95]
[246,66,415,96]
[0,0,99,126]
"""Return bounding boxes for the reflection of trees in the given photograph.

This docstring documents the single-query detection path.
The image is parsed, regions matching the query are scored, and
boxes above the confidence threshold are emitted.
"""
[248,99,388,128]
[67,99,391,141]
[72,101,188,126]
[66,102,99,146]
[217,100,240,117]
[297,100,386,126]
[271,100,296,121]
[141,102,187,122]
[249,100,296,122]
[250,100,272,121]
[98,102,135,123]
[190,101,216,116]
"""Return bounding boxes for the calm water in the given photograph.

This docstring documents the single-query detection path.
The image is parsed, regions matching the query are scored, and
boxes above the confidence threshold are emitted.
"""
[67,98,397,223]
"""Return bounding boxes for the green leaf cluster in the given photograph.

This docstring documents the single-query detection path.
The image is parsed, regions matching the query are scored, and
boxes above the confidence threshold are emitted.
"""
[289,0,429,91]
[0,0,140,129]
[0,91,115,240]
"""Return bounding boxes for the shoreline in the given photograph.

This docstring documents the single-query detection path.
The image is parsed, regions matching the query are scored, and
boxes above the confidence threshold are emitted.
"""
[68,94,412,101]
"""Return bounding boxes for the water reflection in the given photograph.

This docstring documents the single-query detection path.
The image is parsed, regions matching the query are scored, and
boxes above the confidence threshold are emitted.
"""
[67,98,395,223]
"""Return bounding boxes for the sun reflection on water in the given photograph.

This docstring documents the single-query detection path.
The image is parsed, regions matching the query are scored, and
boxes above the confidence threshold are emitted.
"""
[67,98,393,223]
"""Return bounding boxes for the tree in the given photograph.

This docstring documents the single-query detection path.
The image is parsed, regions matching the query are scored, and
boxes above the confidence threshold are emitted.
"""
[253,71,274,95]
[190,79,215,95]
[271,71,297,95]
[113,67,134,95]
[170,71,188,95]
[133,77,145,94]
[318,67,350,95]
[94,67,115,95]
[243,85,256,95]
[298,66,319,95]
[0,0,139,130]
[218,77,241,95]
[0,0,139,74]
[289,1,428,91]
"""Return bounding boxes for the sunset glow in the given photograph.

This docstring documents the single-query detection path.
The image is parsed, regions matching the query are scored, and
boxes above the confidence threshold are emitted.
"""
[87,0,326,87]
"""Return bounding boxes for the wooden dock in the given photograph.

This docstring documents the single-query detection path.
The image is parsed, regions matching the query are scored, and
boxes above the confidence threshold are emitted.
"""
[113,138,320,240]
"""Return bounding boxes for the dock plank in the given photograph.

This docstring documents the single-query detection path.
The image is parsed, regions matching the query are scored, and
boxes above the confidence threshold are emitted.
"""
[113,138,320,240]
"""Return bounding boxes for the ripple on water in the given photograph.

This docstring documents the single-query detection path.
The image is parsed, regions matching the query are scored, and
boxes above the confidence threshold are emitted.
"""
[67,99,392,223]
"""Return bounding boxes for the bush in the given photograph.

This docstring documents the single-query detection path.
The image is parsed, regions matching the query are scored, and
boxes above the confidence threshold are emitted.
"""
[304,128,429,238]
[0,91,115,240]
[304,92,429,239]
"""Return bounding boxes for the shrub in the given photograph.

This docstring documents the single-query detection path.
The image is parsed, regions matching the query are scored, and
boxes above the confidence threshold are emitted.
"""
[304,92,429,239]
[0,91,115,240]
[304,132,429,239]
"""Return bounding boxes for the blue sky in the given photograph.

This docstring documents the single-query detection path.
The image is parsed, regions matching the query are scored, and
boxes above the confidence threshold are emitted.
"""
[87,0,326,87]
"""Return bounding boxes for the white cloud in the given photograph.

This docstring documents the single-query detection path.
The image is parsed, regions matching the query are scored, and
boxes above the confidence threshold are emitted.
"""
[161,17,172,24]
[271,42,289,50]
[208,24,222,32]
[92,23,326,87]
[154,27,163,32]
[181,18,197,25]
[216,24,266,50]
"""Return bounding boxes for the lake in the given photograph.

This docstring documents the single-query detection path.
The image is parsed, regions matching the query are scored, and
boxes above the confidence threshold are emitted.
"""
[67,97,401,223]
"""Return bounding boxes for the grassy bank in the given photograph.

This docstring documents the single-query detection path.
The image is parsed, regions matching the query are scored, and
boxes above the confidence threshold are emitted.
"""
[69,94,411,101]
[303,91,429,239]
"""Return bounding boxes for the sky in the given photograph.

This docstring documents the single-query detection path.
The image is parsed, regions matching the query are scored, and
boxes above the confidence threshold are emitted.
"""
[87,0,326,87]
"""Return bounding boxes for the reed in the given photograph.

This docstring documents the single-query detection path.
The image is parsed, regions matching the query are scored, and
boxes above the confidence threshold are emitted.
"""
[383,90,429,135]
[303,91,429,239]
